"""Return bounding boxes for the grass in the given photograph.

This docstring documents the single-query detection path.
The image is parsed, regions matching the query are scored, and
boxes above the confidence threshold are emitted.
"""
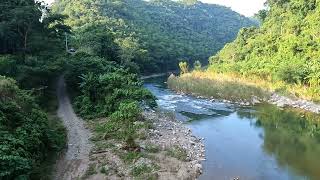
[145,143,160,153]
[132,164,153,177]
[168,72,269,102]
[166,146,188,161]
[119,151,142,164]
[131,163,160,179]
[168,71,320,102]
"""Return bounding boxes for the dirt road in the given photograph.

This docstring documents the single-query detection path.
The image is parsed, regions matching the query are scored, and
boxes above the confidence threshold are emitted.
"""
[53,76,92,180]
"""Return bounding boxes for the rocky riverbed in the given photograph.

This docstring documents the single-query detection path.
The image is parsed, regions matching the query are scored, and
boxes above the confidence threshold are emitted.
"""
[84,110,205,180]
[181,91,320,114]
[143,110,205,178]
[269,93,320,114]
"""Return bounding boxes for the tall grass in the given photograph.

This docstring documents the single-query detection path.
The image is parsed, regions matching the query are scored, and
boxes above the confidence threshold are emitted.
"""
[168,71,320,102]
[168,72,270,102]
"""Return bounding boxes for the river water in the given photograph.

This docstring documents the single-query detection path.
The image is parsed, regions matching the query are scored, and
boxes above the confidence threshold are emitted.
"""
[144,76,320,180]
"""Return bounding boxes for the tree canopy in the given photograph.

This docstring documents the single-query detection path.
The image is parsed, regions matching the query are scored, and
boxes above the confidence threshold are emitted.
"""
[209,0,320,98]
[52,0,256,73]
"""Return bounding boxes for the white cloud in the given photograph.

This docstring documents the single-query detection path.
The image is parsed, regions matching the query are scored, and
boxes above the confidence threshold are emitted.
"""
[200,0,266,17]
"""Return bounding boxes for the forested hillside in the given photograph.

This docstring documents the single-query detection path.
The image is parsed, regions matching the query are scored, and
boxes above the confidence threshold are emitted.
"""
[0,0,154,178]
[0,0,68,178]
[207,0,320,100]
[52,0,256,73]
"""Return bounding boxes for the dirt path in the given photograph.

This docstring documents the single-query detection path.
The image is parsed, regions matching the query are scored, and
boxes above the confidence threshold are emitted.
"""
[53,76,92,180]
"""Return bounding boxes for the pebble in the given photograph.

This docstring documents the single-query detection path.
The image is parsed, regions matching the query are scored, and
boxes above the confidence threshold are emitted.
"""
[144,111,206,177]
[269,93,320,114]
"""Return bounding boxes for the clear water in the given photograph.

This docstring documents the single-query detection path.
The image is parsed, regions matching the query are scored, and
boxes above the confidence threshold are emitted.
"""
[144,77,320,180]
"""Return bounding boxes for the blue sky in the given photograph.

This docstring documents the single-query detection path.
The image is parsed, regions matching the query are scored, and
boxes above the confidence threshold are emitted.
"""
[43,0,266,17]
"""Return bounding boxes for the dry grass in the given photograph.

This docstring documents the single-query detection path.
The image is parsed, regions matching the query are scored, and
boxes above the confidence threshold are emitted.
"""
[168,71,320,102]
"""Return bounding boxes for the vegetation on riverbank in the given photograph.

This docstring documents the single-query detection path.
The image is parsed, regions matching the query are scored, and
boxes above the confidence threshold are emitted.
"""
[168,71,270,102]
[85,110,204,179]
[168,69,320,103]
[170,0,320,103]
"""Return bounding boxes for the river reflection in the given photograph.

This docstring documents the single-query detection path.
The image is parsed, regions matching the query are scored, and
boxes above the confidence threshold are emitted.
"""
[253,105,320,180]
[144,77,320,180]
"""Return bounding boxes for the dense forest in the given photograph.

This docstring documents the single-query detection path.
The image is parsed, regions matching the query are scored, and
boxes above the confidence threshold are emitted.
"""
[0,0,152,178]
[52,0,256,73]
[208,0,320,100]
[0,0,68,178]
[2,0,320,179]
[0,0,276,179]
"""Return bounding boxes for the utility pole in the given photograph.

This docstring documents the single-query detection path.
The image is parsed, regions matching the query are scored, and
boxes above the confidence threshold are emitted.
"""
[65,32,68,52]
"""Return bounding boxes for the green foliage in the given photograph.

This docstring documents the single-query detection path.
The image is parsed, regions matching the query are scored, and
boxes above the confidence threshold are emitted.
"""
[131,164,154,177]
[255,9,268,22]
[0,1,69,55]
[68,56,157,119]
[209,0,320,99]
[193,60,202,71]
[179,61,189,74]
[120,151,142,164]
[0,76,65,179]
[52,0,256,73]
[107,102,141,148]
[0,1,69,179]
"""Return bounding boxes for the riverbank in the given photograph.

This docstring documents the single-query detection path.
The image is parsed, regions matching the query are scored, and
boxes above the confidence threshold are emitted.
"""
[53,78,204,180]
[168,72,320,114]
[84,109,205,179]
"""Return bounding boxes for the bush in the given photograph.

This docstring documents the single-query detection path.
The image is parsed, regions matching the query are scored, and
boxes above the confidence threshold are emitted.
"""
[179,61,189,74]
[107,102,141,149]
[0,76,65,179]
[193,60,202,71]
[73,65,156,119]
[276,63,306,84]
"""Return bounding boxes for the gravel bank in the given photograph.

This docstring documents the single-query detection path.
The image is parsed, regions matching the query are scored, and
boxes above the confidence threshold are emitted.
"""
[87,110,205,180]
[269,93,320,114]
[144,110,205,178]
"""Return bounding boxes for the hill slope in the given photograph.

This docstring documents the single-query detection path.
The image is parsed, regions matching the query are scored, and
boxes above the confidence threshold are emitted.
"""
[53,0,256,72]
[209,0,320,99]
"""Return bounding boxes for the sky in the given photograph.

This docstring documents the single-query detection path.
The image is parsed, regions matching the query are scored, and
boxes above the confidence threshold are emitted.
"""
[43,0,266,17]
[200,0,266,17]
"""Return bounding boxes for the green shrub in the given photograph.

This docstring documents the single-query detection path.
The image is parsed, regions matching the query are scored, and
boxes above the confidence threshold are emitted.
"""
[0,76,65,179]
[71,61,156,119]
[193,60,202,71]
[106,102,141,148]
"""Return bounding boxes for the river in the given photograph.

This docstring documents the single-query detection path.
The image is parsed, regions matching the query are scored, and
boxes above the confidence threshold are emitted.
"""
[144,76,320,180]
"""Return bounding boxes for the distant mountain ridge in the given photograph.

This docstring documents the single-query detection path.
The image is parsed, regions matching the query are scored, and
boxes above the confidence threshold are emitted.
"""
[53,0,256,72]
